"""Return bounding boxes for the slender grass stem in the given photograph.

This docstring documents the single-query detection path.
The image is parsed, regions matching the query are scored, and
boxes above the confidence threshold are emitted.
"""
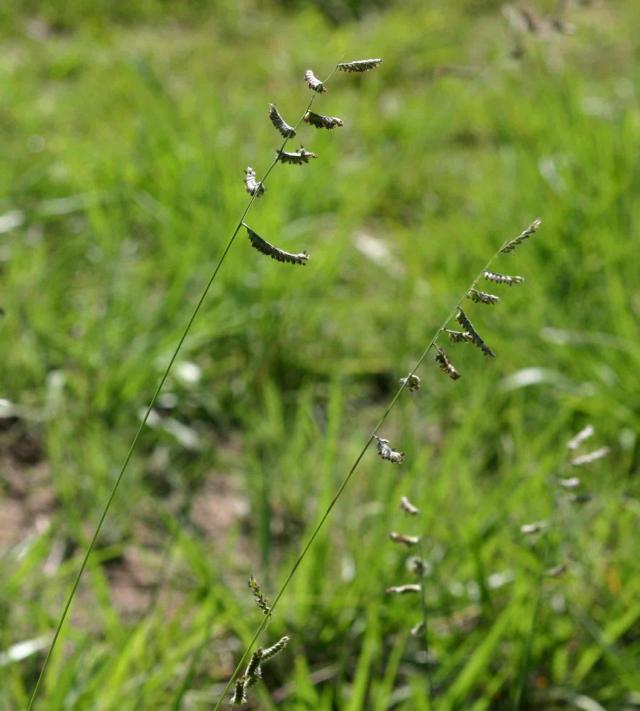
[212,237,519,709]
[26,69,329,711]
[417,536,434,706]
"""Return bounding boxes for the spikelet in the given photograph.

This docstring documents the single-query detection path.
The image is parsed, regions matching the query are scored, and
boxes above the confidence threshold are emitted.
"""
[445,328,473,343]
[435,347,460,380]
[304,111,344,130]
[400,496,420,516]
[244,166,265,197]
[304,69,326,93]
[456,309,495,358]
[501,218,542,254]
[571,447,610,467]
[468,288,500,305]
[411,621,426,637]
[245,224,309,266]
[386,584,421,595]
[337,58,383,73]
[248,575,271,615]
[483,271,525,286]
[262,635,290,662]
[389,532,420,546]
[520,521,548,535]
[276,146,317,165]
[268,103,296,138]
[245,649,263,683]
[400,373,421,392]
[375,436,405,463]
[559,477,581,489]
[567,425,594,451]
[231,678,247,706]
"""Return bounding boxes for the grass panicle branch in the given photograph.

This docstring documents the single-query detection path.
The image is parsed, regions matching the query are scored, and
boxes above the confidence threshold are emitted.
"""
[27,60,343,711]
[214,216,542,709]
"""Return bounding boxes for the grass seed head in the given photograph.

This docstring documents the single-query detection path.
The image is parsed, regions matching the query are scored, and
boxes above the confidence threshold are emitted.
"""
[483,270,525,286]
[244,166,265,197]
[244,224,309,265]
[435,346,461,380]
[386,584,421,595]
[389,531,420,546]
[276,146,317,165]
[304,111,344,129]
[400,496,420,515]
[268,103,296,138]
[468,288,500,305]
[262,635,290,662]
[501,218,542,254]
[400,373,421,391]
[374,436,405,463]
[304,69,326,92]
[456,309,495,357]
[248,575,271,615]
[337,58,383,72]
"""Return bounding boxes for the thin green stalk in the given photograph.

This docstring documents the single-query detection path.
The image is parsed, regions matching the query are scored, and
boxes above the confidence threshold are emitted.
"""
[213,238,518,710]
[417,536,434,706]
[26,72,326,711]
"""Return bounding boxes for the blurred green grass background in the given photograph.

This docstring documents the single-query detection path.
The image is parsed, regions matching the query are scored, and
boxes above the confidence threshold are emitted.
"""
[1,0,639,708]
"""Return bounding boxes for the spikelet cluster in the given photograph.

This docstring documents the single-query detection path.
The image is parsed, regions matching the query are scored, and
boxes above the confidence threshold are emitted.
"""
[483,270,524,286]
[501,218,542,254]
[244,166,265,197]
[276,146,317,165]
[338,58,383,72]
[230,636,290,706]
[304,111,344,130]
[375,436,405,463]
[400,373,421,392]
[268,103,296,138]
[400,496,420,515]
[456,309,495,358]
[389,532,420,546]
[248,575,271,615]
[245,225,309,266]
[304,69,326,93]
[435,347,460,380]
[445,329,472,344]
[468,288,500,306]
